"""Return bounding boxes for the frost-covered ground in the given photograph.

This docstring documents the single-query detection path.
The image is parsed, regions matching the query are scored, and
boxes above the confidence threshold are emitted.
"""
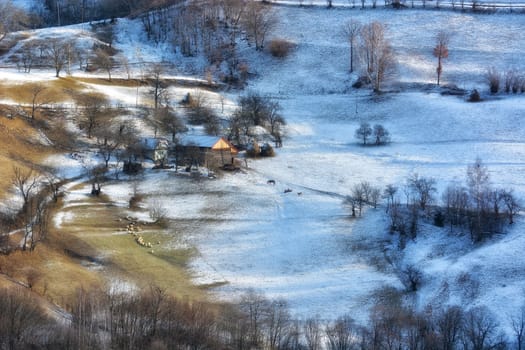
[3,3,525,333]
[177,7,525,328]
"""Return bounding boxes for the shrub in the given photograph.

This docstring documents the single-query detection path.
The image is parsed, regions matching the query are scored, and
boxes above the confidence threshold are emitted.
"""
[402,265,423,292]
[268,38,295,58]
[260,143,275,157]
[468,89,481,102]
[433,210,445,227]
[487,67,500,94]
[246,141,261,158]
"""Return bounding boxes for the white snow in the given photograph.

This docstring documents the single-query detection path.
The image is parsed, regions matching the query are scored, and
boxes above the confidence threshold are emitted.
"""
[2,2,525,335]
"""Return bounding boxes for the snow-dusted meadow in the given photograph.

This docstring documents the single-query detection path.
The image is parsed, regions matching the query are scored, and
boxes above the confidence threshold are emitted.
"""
[3,2,525,334]
[175,6,525,328]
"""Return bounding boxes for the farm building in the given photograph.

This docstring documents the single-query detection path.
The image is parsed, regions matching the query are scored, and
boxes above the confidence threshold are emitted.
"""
[178,135,239,169]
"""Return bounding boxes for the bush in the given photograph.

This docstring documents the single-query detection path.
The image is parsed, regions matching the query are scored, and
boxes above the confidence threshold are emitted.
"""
[487,67,500,94]
[402,265,423,292]
[246,141,261,158]
[246,142,275,158]
[468,89,481,102]
[352,75,371,89]
[433,210,445,227]
[260,143,275,157]
[268,39,295,58]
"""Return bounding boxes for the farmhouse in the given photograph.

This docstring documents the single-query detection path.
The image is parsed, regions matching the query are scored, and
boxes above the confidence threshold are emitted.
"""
[178,135,239,169]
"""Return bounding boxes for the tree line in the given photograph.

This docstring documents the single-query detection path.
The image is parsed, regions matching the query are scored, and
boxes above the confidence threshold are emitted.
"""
[1,283,525,349]
[345,158,520,245]
[382,158,520,243]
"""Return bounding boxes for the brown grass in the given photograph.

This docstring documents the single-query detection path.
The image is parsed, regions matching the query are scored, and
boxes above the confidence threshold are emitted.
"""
[0,78,83,104]
[48,186,207,302]
[0,76,209,310]
[0,117,57,202]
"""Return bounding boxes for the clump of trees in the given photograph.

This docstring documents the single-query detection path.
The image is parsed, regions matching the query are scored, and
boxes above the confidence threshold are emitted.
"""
[343,20,396,93]
[182,91,221,136]
[228,92,285,149]
[385,158,520,243]
[346,181,382,217]
[355,122,391,145]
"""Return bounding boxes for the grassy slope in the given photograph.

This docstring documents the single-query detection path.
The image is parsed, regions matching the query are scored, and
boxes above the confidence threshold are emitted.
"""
[0,78,207,311]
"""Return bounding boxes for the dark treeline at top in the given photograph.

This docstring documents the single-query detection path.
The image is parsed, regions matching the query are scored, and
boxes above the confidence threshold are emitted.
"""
[9,0,182,28]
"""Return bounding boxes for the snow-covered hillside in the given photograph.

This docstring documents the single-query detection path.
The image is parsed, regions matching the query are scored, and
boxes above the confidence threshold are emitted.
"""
[2,2,525,337]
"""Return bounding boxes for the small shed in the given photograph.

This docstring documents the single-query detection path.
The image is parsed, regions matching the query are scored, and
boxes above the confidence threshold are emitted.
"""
[154,138,170,166]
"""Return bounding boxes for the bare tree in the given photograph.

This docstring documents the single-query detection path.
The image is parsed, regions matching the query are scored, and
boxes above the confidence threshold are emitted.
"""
[360,21,395,93]
[0,288,51,349]
[500,189,520,224]
[433,31,450,86]
[434,305,463,350]
[304,317,323,350]
[92,48,114,81]
[351,182,367,217]
[511,306,525,350]
[343,20,361,73]
[221,0,247,46]
[28,84,52,121]
[383,184,398,213]
[25,191,50,251]
[408,173,437,211]
[373,124,390,145]
[93,124,124,168]
[74,92,110,138]
[265,100,285,147]
[148,63,168,110]
[466,157,490,241]
[355,122,372,145]
[239,289,269,348]
[461,306,506,350]
[155,106,186,142]
[325,315,358,350]
[242,1,277,51]
[266,299,291,349]
[11,166,40,211]
[18,41,39,73]
[43,38,68,77]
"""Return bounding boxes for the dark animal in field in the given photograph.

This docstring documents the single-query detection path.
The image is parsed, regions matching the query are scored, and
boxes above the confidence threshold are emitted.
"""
[297,192,302,196]
[267,179,276,185]
[284,188,292,193]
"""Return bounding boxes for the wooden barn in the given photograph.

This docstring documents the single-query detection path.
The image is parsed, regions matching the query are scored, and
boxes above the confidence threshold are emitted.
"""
[178,135,239,169]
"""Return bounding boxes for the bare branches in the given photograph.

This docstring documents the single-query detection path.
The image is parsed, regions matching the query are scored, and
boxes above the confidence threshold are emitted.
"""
[433,31,450,85]
[359,21,395,93]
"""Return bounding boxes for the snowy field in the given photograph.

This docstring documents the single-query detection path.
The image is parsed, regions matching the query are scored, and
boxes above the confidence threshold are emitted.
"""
[177,7,525,326]
[3,3,525,332]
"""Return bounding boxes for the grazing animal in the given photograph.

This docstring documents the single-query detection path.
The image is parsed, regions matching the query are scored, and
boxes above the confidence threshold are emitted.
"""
[267,179,276,185]
[297,192,302,196]
[284,188,292,193]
